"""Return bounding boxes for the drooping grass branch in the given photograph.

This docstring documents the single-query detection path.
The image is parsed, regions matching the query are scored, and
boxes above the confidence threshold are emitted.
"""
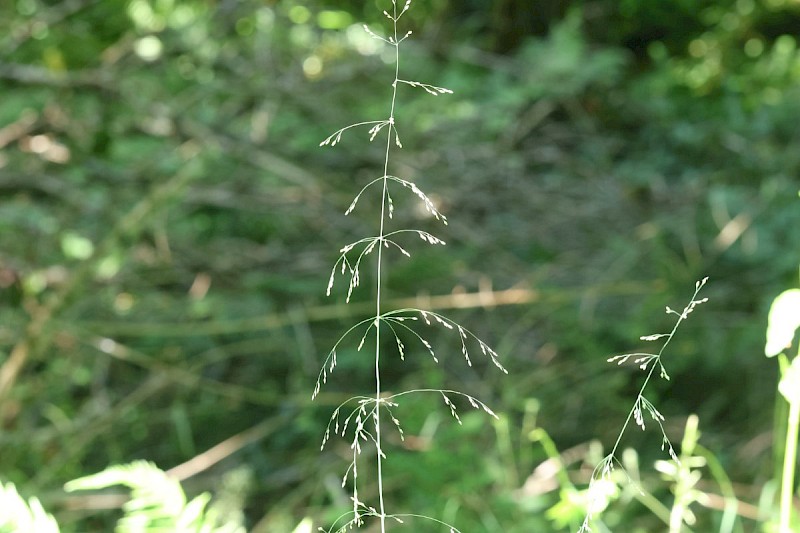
[579,277,709,533]
[314,1,505,532]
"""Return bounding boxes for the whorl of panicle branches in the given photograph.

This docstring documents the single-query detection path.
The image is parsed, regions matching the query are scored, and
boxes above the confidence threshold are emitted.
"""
[313,1,507,532]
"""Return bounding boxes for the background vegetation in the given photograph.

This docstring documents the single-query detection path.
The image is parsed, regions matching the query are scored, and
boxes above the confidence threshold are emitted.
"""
[1,0,799,531]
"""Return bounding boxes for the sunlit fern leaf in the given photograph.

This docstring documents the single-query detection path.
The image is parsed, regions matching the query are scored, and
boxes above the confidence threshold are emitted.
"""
[65,460,244,533]
[0,480,60,533]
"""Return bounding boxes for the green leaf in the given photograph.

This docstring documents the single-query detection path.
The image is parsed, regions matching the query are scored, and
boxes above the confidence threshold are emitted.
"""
[291,518,314,533]
[65,461,245,533]
[60,231,95,260]
[0,480,60,533]
[765,289,800,357]
[779,356,800,404]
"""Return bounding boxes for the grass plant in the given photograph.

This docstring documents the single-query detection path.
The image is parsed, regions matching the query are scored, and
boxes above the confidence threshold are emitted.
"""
[313,1,506,531]
[579,277,709,532]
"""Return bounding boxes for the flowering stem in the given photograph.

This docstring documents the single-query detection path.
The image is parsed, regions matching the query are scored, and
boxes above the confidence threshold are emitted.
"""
[779,348,800,532]
[374,3,403,532]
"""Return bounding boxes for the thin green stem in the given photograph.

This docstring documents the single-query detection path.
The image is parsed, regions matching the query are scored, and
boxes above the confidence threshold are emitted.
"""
[668,414,698,533]
[374,5,403,532]
[779,383,799,532]
[696,444,741,533]
[529,428,576,492]
[773,356,789,489]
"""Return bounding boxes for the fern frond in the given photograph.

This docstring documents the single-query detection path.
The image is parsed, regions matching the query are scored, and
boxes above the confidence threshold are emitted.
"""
[65,460,244,533]
[0,480,60,533]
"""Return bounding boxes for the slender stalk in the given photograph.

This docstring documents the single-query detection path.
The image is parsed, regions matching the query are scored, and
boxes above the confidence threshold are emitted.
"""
[375,191,386,533]
[779,382,799,533]
[374,4,403,531]
[668,414,698,533]
[773,367,789,492]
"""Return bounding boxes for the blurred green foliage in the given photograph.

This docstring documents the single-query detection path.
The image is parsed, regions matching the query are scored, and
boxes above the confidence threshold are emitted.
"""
[1,0,799,531]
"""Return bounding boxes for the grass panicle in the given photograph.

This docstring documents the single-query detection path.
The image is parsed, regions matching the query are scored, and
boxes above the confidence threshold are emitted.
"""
[313,1,505,532]
[579,277,709,533]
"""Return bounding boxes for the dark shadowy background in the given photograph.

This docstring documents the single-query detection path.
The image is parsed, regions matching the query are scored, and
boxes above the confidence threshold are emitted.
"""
[1,0,799,531]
